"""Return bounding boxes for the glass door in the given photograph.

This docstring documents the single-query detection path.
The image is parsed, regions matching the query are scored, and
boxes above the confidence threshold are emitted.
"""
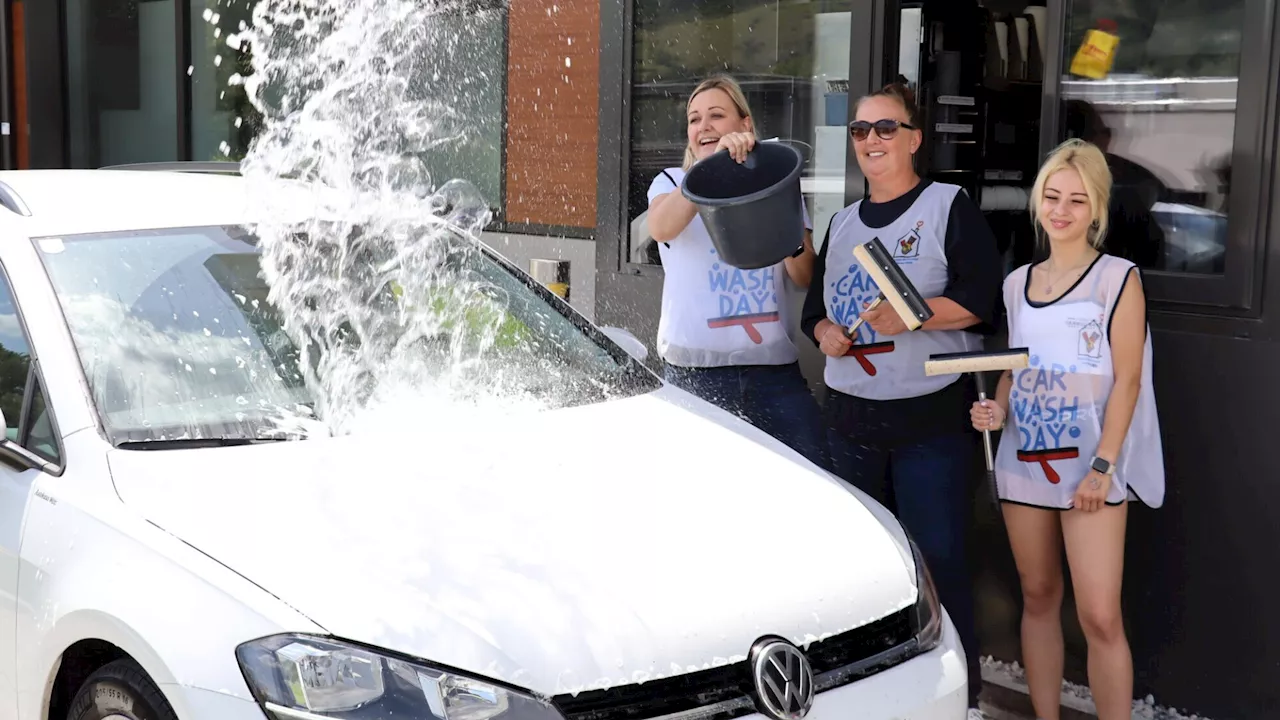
[63,0,180,167]
[624,0,860,266]
[1047,0,1269,309]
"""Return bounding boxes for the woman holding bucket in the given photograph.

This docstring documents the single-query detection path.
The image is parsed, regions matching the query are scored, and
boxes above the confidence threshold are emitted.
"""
[646,74,828,470]
[800,82,1002,716]
[971,139,1164,720]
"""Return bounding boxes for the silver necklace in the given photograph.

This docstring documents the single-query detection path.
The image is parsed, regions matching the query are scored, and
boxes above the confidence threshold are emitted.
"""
[1043,253,1096,294]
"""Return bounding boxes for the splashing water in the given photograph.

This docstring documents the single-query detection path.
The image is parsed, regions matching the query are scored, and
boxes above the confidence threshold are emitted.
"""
[236,0,532,434]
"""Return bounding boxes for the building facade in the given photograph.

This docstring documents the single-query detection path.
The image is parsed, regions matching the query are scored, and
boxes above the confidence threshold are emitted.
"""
[5,0,1279,717]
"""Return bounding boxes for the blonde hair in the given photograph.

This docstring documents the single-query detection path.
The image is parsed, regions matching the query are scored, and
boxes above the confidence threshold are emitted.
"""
[1030,138,1113,248]
[683,75,756,170]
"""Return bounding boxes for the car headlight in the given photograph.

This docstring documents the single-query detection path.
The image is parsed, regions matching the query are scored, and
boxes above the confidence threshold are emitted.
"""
[907,535,944,652]
[236,634,567,720]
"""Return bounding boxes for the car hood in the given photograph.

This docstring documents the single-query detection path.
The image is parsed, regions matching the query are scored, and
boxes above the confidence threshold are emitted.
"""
[108,387,917,696]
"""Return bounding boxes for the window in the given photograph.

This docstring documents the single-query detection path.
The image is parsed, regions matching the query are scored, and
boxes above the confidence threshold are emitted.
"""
[0,280,28,442]
[0,269,61,465]
[626,0,857,265]
[24,381,59,464]
[63,0,181,166]
[185,0,598,238]
[33,226,657,445]
[188,0,261,163]
[1056,0,1248,282]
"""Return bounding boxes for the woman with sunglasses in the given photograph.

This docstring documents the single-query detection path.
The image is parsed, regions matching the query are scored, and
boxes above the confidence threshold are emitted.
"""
[800,82,1003,718]
[646,74,829,470]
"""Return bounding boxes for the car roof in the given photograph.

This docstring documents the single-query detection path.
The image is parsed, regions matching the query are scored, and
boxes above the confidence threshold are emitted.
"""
[0,168,298,239]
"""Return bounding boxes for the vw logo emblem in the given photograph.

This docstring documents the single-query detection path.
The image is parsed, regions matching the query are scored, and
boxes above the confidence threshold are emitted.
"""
[751,639,815,720]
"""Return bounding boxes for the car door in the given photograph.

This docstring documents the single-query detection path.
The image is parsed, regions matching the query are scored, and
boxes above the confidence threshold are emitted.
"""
[0,264,61,720]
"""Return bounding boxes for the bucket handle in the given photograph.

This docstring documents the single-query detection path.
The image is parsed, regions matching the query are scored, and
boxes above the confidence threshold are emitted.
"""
[714,138,806,170]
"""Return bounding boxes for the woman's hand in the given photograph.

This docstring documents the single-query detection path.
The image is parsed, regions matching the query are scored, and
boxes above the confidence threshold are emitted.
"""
[861,302,907,336]
[817,322,853,357]
[1074,469,1112,513]
[970,399,1005,432]
[716,132,756,163]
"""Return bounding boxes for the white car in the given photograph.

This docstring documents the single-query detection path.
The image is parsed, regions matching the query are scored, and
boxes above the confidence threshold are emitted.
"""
[0,166,967,720]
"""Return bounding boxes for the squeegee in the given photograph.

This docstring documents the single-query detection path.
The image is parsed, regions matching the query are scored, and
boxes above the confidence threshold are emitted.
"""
[924,348,1031,508]
[845,237,934,339]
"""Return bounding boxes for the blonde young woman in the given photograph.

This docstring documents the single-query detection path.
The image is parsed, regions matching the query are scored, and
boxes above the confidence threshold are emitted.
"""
[646,74,828,469]
[972,139,1165,720]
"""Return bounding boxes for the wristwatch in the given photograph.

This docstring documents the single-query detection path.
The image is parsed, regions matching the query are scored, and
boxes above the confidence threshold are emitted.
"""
[1089,456,1115,475]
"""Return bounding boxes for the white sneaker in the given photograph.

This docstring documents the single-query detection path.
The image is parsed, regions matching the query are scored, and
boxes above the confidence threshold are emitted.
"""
[966,709,990,720]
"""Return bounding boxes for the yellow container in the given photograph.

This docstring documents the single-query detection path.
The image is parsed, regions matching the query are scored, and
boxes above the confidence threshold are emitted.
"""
[1070,22,1120,80]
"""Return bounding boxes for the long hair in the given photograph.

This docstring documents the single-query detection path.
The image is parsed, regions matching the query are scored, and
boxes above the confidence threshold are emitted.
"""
[683,75,756,171]
[1030,138,1113,249]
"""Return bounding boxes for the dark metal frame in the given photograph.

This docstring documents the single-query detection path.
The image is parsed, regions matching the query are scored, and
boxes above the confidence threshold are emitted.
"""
[847,0,897,208]
[0,0,15,170]
[595,0,632,280]
[174,0,191,162]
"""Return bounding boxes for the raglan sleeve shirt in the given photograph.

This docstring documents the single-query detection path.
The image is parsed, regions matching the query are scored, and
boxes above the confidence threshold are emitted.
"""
[800,221,834,343]
[800,183,1003,347]
[940,187,1003,335]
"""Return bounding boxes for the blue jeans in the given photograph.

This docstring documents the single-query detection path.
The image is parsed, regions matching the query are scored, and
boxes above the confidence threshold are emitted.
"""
[663,361,830,471]
[826,390,983,708]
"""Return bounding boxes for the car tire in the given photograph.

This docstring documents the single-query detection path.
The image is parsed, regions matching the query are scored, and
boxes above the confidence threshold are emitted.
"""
[67,658,179,720]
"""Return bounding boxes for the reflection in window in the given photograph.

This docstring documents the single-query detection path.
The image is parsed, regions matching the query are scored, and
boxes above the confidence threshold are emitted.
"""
[1060,0,1241,275]
[64,0,180,167]
[189,0,262,161]
[627,0,854,265]
[0,275,30,442]
[24,380,60,464]
[34,226,658,445]
[192,1,507,217]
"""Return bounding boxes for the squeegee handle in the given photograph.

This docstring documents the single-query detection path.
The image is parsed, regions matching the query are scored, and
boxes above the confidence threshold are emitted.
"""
[974,372,994,470]
[844,294,885,339]
[974,371,1000,509]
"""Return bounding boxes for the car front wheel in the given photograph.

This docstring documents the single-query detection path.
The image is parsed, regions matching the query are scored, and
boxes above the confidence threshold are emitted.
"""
[67,658,179,720]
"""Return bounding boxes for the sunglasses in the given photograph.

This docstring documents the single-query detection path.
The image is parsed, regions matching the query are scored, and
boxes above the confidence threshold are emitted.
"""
[848,119,917,141]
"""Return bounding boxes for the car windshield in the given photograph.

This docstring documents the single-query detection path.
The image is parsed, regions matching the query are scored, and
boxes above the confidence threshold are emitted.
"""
[33,226,658,445]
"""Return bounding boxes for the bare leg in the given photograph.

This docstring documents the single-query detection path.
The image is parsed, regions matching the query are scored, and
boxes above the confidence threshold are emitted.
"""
[1002,503,1065,720]
[1062,502,1132,720]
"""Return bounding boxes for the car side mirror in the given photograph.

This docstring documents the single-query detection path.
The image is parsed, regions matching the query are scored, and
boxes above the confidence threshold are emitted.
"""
[600,326,649,363]
[0,407,7,439]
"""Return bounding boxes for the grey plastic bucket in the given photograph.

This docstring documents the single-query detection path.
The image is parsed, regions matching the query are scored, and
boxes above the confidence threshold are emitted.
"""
[680,141,805,270]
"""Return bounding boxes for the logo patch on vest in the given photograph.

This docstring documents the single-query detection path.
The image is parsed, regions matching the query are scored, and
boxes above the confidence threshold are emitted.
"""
[1078,319,1103,360]
[894,221,924,262]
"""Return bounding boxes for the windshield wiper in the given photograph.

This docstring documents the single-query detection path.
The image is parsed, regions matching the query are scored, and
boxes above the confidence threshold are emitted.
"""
[116,436,300,451]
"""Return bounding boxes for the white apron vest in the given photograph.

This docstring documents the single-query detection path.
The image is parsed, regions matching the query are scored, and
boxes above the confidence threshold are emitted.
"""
[821,182,982,400]
[648,167,807,368]
[994,254,1165,509]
